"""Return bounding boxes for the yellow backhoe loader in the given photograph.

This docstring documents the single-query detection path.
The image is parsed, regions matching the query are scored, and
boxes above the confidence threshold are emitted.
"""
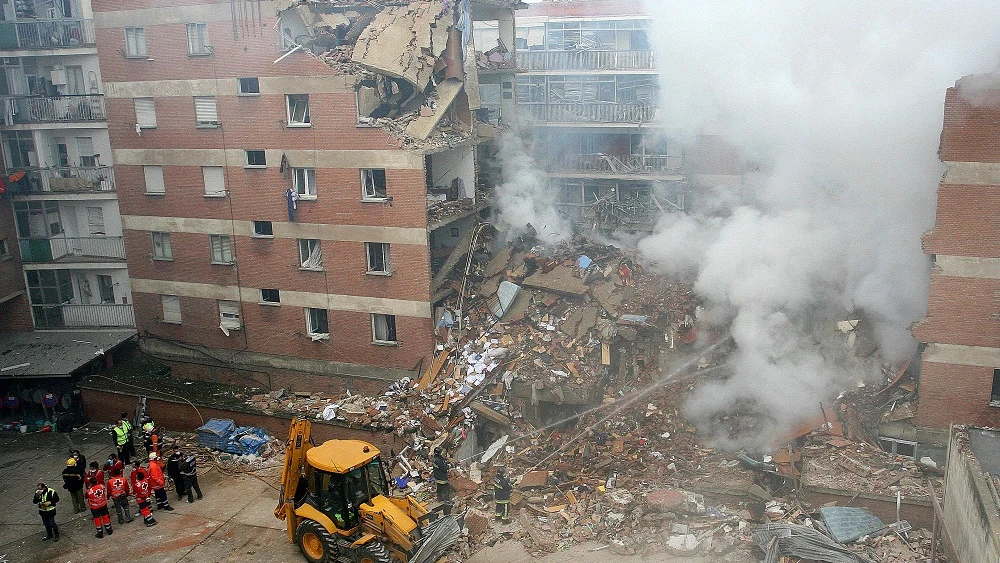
[275,418,460,563]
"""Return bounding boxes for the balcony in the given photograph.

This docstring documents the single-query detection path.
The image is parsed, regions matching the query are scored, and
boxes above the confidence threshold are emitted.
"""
[0,19,96,50]
[552,154,683,176]
[32,303,135,329]
[19,236,126,263]
[7,166,115,194]
[523,102,657,124]
[518,50,655,71]
[2,94,106,125]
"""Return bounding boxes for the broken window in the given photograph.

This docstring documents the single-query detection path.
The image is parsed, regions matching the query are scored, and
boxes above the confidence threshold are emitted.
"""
[294,168,316,198]
[252,221,272,237]
[365,242,390,274]
[286,94,310,126]
[260,288,280,304]
[361,169,386,200]
[992,368,1000,406]
[186,22,210,55]
[151,232,172,260]
[299,239,322,270]
[356,76,416,121]
[194,96,219,126]
[209,234,233,264]
[161,295,181,323]
[125,27,147,58]
[219,300,241,330]
[306,308,329,337]
[372,313,397,344]
[238,77,259,95]
[878,438,916,459]
[245,150,266,167]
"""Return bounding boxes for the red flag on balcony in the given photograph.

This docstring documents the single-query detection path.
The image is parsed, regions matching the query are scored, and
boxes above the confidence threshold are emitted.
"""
[8,170,25,182]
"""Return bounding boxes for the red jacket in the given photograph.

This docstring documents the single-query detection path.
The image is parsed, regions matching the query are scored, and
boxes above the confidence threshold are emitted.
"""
[85,483,109,509]
[131,473,152,503]
[103,459,124,479]
[108,475,130,498]
[148,460,166,489]
[85,468,105,486]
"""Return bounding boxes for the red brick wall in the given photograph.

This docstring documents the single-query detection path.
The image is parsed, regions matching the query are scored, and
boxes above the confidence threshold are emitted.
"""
[916,361,1000,428]
[922,183,1000,258]
[911,274,1000,347]
[939,85,1000,163]
[153,358,392,396]
[0,198,33,331]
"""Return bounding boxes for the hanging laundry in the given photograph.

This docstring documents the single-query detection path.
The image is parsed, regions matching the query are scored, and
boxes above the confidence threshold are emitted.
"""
[285,188,299,222]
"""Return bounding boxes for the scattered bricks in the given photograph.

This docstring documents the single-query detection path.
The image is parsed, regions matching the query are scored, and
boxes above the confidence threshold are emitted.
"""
[517,470,549,489]
[645,488,686,513]
[464,509,491,541]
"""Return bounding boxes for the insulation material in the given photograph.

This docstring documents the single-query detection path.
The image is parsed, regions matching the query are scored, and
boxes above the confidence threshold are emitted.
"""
[351,0,449,91]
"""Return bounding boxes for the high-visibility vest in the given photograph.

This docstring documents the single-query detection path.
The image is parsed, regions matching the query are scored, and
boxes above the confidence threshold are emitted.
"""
[38,488,57,512]
[113,423,129,445]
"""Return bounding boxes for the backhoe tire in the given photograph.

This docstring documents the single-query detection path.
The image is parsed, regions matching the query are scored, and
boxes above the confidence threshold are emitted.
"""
[356,540,392,563]
[295,519,336,563]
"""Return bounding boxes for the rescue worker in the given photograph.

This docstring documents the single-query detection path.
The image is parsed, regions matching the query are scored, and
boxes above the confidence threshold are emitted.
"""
[112,413,133,465]
[432,448,451,503]
[62,457,86,513]
[130,463,157,527]
[143,422,162,457]
[492,466,512,522]
[178,451,203,502]
[70,450,86,475]
[33,482,60,542]
[85,461,104,486]
[103,453,124,481]
[167,450,186,500]
[84,477,114,538]
[147,453,174,511]
[107,469,133,524]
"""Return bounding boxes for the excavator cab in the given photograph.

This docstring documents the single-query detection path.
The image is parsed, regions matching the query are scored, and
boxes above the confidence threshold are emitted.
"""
[313,458,390,530]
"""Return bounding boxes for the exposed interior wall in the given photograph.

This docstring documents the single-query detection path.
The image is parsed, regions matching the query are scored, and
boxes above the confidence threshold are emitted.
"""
[943,429,1000,563]
[428,145,476,202]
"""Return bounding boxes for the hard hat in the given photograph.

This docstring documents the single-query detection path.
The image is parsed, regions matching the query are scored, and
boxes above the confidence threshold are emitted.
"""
[148,452,158,460]
[434,447,442,455]
[66,458,76,466]
[143,422,154,432]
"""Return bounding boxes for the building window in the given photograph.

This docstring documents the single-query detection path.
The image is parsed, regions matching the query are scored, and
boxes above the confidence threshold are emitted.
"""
[878,437,916,459]
[124,27,147,58]
[245,150,266,167]
[210,234,233,264]
[306,308,329,337]
[361,169,387,200]
[0,238,8,258]
[143,165,165,195]
[260,288,280,304]
[372,313,397,344]
[238,77,260,95]
[186,22,210,55]
[450,227,459,238]
[252,221,273,237]
[161,295,181,323]
[365,242,390,274]
[194,96,219,127]
[151,232,172,260]
[991,368,1000,406]
[293,168,316,198]
[299,239,323,269]
[202,166,225,196]
[286,94,310,126]
[134,97,156,128]
[219,300,241,330]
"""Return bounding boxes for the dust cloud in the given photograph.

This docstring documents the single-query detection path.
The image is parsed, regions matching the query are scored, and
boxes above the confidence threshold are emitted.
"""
[636,2,1000,448]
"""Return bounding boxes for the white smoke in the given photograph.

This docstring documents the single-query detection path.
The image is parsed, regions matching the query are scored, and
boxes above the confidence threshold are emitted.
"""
[493,129,572,244]
[638,1,1000,447]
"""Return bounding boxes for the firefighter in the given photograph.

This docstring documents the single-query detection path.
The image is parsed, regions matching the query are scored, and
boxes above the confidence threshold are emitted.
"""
[130,463,157,527]
[33,482,60,542]
[493,466,512,522]
[167,450,186,500]
[179,451,203,502]
[84,478,114,538]
[62,457,86,513]
[432,448,451,506]
[143,422,162,457]
[147,453,174,511]
[107,469,133,524]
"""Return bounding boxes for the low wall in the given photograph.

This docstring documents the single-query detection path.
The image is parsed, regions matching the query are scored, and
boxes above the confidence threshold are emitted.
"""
[942,429,1000,563]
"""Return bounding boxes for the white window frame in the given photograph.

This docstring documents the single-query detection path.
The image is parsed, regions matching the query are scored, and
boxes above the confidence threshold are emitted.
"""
[293,167,316,199]
[372,313,398,345]
[306,307,329,338]
[365,242,391,275]
[252,220,273,238]
[134,97,156,128]
[151,231,172,260]
[245,150,266,168]
[286,94,310,126]
[193,96,219,127]
[878,437,917,459]
[186,22,211,56]
[124,27,147,58]
[298,239,323,270]
[219,300,241,330]
[209,234,233,264]
[202,166,226,197]
[260,288,280,305]
[238,77,260,95]
[161,295,181,324]
[361,168,387,200]
[143,165,165,195]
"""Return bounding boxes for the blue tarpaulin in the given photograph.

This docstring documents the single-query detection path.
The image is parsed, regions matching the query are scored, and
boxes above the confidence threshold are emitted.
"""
[819,506,886,543]
[224,426,270,456]
[197,418,235,450]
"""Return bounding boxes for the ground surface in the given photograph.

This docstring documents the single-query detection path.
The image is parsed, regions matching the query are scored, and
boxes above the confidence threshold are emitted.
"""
[0,427,754,563]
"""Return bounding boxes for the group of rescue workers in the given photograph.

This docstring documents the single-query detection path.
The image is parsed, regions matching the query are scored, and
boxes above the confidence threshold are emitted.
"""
[431,447,512,522]
[32,412,204,542]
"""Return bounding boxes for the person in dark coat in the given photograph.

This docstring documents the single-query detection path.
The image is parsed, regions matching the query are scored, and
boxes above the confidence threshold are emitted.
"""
[492,466,512,522]
[167,450,186,500]
[62,457,86,513]
[33,482,60,542]
[71,450,86,476]
[432,448,451,504]
[178,451,203,502]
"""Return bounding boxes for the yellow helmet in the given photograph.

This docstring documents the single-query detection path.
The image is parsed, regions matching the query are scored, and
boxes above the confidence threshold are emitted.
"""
[66,458,77,466]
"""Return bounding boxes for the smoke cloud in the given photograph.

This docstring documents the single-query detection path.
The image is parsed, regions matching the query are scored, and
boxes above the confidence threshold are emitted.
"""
[493,128,572,244]
[637,1,1000,447]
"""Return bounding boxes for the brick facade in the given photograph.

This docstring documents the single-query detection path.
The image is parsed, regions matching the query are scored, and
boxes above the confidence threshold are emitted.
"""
[0,198,33,332]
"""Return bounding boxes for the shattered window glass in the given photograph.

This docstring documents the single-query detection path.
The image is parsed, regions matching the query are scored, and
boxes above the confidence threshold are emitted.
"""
[307,308,329,335]
[286,94,310,125]
[299,239,322,270]
[361,169,386,199]
[365,242,390,273]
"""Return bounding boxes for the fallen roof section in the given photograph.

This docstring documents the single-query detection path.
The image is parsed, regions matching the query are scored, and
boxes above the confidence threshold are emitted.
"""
[351,0,449,91]
[0,330,136,378]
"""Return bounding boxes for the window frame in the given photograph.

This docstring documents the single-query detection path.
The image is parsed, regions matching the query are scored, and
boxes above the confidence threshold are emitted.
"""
[306,307,330,338]
[371,313,398,345]
[218,300,241,330]
[151,231,173,261]
[202,166,226,197]
[124,27,147,58]
[160,295,181,324]
[209,234,234,264]
[365,242,391,275]
[238,77,260,96]
[134,97,157,129]
[991,368,1000,407]
[143,165,165,195]
[245,150,266,168]
[286,94,311,126]
[260,288,280,305]
[293,167,317,199]
[186,22,211,56]
[193,95,219,127]
[252,220,273,238]
[361,168,387,201]
[298,239,323,270]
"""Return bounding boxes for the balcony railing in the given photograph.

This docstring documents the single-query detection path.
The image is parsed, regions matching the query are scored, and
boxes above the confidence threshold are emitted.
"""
[523,103,657,124]
[518,50,655,71]
[2,94,106,125]
[32,303,135,329]
[552,154,683,175]
[0,19,96,50]
[19,236,126,263]
[7,166,115,193]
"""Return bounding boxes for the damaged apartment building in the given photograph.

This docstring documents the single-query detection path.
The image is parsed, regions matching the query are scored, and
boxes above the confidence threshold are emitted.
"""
[92,0,519,391]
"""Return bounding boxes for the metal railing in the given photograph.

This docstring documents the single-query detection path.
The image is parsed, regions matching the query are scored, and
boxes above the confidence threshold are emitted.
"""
[523,102,657,124]
[7,166,115,193]
[32,303,135,329]
[19,236,126,263]
[0,19,96,50]
[2,94,106,124]
[518,50,655,71]
[553,153,683,175]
